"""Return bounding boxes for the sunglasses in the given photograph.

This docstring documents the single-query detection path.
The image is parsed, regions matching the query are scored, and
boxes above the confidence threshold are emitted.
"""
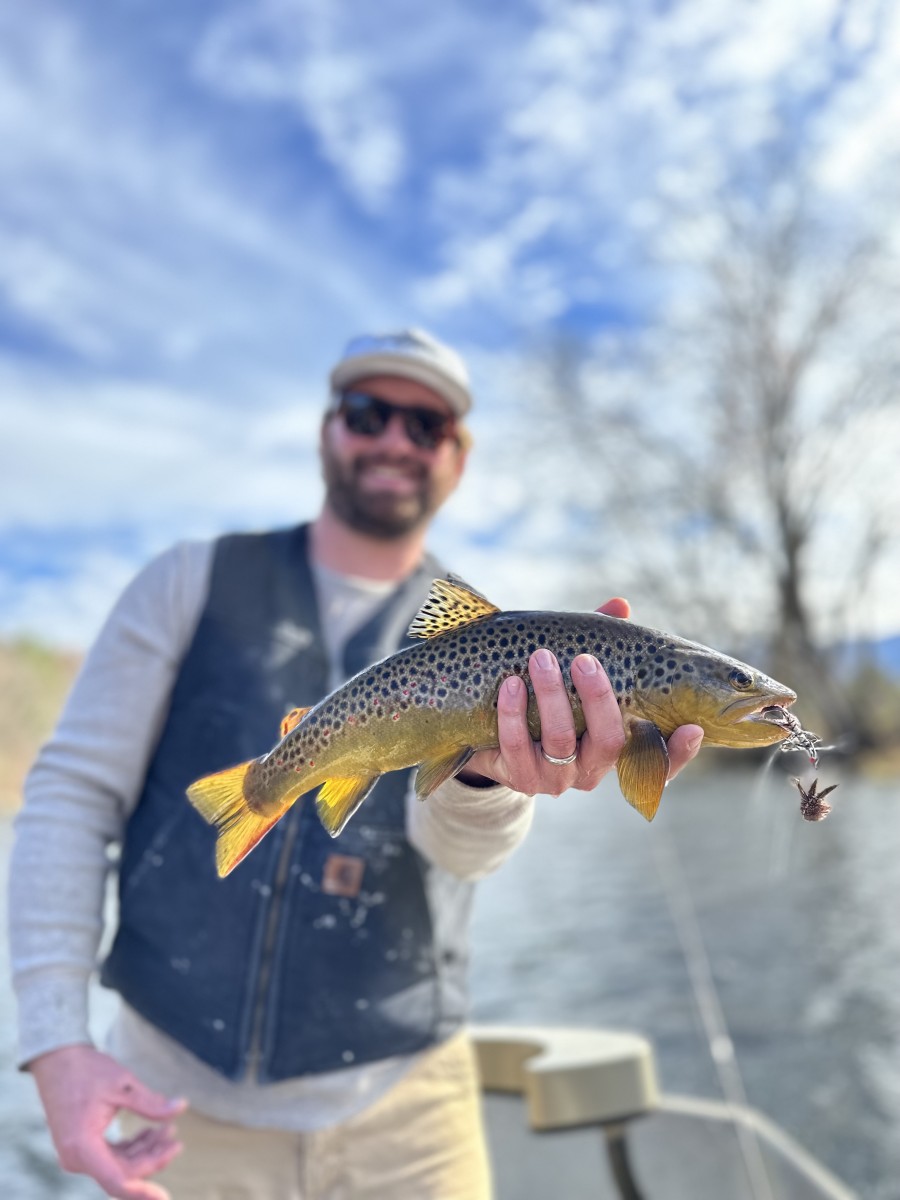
[334,391,457,451]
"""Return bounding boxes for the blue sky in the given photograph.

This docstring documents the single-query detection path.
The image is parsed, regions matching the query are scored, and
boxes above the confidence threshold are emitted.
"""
[2,0,899,647]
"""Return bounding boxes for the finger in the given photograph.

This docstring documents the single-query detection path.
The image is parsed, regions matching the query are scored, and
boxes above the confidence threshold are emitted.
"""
[118,1128,160,1160]
[120,1179,176,1200]
[596,597,631,619]
[120,1177,174,1200]
[570,655,626,779]
[530,648,577,762]
[80,1137,178,1200]
[113,1075,187,1122]
[118,1124,179,1162]
[495,674,540,794]
[666,724,704,780]
[116,1135,183,1180]
[526,649,585,796]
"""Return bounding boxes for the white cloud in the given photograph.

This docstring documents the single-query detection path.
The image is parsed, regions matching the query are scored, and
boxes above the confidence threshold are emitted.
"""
[0,365,324,532]
[193,0,406,211]
[413,197,567,317]
[0,547,142,650]
[0,5,399,388]
[414,0,900,332]
[816,5,900,192]
[0,361,329,648]
[697,0,837,86]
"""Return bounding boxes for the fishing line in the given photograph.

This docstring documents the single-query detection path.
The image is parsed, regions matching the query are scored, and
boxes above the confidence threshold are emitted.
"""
[651,828,776,1200]
[747,749,787,881]
[756,750,802,883]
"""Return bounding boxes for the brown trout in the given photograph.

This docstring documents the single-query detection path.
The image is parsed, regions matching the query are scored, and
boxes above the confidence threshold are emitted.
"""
[187,577,799,876]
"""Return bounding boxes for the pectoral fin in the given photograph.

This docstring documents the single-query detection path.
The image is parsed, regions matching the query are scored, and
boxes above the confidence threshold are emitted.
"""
[616,718,669,821]
[316,775,380,838]
[415,747,476,799]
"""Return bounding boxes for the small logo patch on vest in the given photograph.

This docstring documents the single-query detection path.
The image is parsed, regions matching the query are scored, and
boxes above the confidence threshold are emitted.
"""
[322,854,366,897]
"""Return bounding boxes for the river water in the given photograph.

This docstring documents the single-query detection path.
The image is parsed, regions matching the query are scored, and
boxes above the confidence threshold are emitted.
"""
[3,763,899,1198]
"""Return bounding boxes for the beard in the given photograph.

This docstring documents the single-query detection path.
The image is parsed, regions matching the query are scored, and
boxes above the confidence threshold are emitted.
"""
[321,446,440,540]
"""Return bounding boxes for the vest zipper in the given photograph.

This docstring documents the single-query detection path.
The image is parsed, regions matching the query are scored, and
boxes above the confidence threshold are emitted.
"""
[245,806,303,1077]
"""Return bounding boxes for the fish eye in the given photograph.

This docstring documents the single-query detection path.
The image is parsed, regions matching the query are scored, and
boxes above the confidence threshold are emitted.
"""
[729,667,754,691]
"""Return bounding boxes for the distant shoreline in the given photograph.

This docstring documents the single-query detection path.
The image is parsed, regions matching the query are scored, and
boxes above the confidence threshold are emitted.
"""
[0,640,81,815]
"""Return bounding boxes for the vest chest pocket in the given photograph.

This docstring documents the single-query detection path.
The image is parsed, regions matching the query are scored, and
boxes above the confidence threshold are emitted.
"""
[287,811,431,948]
[297,816,411,899]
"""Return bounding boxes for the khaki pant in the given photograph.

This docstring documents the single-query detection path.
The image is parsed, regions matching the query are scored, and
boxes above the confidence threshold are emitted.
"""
[122,1032,492,1200]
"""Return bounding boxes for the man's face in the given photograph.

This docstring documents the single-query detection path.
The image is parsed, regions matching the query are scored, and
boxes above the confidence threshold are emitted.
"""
[320,375,468,540]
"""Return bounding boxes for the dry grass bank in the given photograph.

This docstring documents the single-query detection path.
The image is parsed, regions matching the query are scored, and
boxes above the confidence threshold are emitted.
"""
[0,640,81,811]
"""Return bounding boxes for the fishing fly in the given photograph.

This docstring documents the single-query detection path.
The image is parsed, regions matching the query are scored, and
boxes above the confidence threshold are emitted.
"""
[757,705,838,821]
[792,776,838,822]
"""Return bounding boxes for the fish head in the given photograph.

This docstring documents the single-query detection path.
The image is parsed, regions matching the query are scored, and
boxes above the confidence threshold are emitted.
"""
[633,643,798,749]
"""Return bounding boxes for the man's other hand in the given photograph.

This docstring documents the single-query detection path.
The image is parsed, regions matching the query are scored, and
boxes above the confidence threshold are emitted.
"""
[30,1044,187,1200]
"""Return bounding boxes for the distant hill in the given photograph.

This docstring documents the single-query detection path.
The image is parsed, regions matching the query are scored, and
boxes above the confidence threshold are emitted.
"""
[834,634,900,678]
[0,640,80,810]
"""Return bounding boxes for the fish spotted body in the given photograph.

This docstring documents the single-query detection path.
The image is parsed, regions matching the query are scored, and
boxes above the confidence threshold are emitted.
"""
[187,577,798,876]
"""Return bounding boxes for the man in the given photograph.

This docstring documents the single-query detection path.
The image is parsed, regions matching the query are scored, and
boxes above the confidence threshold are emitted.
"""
[10,328,703,1200]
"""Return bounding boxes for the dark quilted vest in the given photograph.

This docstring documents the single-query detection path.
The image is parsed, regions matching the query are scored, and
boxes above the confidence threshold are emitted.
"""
[102,526,473,1081]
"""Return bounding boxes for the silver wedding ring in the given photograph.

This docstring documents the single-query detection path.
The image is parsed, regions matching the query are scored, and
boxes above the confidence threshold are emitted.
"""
[540,747,577,766]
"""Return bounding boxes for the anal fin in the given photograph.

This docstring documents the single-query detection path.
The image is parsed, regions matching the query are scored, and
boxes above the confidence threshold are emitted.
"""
[316,775,380,838]
[616,718,670,821]
[415,747,476,799]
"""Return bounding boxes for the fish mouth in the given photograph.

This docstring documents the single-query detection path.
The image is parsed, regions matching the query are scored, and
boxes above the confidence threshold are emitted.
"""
[724,693,797,723]
[744,702,822,765]
[743,701,799,727]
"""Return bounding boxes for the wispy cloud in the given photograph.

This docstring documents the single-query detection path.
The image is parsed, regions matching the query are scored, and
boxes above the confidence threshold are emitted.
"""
[414,0,900,327]
[193,0,407,212]
[0,3,406,387]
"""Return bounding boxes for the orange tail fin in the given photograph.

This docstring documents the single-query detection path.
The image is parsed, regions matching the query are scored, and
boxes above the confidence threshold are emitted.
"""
[186,761,291,878]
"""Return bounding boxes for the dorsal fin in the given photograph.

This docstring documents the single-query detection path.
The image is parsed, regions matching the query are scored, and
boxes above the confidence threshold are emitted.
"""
[407,574,500,640]
[280,706,311,739]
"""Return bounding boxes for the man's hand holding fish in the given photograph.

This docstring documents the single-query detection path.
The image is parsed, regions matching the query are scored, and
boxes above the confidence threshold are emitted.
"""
[461,597,704,799]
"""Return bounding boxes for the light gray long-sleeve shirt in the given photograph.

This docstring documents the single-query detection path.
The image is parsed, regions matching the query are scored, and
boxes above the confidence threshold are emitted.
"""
[8,539,535,1130]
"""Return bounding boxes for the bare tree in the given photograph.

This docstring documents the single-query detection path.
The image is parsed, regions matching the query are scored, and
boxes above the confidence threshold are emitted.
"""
[510,168,900,748]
